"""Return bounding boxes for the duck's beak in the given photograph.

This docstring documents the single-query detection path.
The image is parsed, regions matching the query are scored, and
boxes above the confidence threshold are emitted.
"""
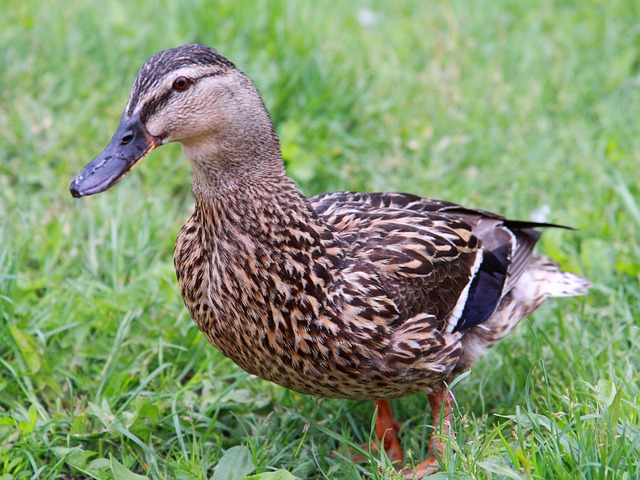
[69,113,162,198]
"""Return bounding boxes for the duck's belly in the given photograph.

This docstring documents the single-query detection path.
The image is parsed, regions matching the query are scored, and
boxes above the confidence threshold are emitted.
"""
[193,316,455,400]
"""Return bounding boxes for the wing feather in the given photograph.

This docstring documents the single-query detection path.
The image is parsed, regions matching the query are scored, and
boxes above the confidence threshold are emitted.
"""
[309,192,564,334]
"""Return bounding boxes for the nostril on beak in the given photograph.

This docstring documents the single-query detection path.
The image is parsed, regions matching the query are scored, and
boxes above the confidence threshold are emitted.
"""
[120,132,134,145]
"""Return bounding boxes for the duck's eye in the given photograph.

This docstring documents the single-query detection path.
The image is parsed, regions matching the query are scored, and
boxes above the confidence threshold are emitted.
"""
[172,76,191,91]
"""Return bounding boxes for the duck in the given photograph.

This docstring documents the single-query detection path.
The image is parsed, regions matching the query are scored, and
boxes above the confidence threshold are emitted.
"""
[70,44,589,476]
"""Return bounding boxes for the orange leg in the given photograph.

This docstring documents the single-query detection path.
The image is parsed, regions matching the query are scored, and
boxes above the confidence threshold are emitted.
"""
[407,388,455,477]
[373,399,404,464]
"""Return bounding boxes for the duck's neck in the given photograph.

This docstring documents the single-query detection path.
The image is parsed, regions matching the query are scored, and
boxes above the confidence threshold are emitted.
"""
[180,113,328,246]
[191,167,326,249]
[194,160,282,204]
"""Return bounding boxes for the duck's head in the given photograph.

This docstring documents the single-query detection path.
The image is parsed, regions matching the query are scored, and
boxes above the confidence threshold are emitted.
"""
[70,44,280,198]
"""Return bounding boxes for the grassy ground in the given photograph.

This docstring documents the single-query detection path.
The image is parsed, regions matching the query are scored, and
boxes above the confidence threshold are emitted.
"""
[1,1,639,478]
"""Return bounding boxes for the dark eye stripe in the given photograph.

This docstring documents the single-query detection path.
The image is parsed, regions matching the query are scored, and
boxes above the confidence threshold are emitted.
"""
[140,90,173,123]
[139,71,225,122]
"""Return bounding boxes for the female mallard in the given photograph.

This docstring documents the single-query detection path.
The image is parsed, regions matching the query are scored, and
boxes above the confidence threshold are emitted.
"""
[70,44,589,475]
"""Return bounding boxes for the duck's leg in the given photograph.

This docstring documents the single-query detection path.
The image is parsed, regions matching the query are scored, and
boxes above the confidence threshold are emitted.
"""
[407,388,455,477]
[427,388,454,458]
[373,399,404,463]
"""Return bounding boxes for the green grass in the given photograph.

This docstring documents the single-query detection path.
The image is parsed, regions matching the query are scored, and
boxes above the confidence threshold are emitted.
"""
[1,1,639,478]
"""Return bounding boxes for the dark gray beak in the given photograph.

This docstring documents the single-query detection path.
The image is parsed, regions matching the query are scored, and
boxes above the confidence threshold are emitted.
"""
[69,113,161,197]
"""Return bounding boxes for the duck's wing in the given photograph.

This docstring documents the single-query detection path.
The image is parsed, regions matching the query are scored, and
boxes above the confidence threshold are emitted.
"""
[310,191,552,333]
